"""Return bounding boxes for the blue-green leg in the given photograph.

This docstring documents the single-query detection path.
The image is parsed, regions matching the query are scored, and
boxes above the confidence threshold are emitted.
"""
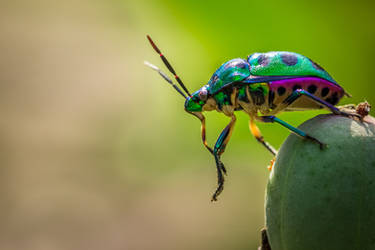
[211,115,236,201]
[283,89,359,117]
[257,116,325,149]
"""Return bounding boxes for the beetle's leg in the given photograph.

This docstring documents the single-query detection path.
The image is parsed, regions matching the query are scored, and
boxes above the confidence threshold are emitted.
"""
[211,115,237,202]
[276,89,360,118]
[197,113,214,154]
[249,117,277,156]
[189,112,227,173]
[257,116,326,149]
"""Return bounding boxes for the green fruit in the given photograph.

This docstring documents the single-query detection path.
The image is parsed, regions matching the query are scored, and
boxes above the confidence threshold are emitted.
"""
[265,114,375,250]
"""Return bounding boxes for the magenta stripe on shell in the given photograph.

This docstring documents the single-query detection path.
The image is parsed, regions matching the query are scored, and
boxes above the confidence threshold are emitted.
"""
[269,77,344,94]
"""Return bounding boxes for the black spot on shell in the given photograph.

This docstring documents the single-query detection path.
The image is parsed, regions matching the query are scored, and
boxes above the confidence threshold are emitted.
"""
[293,85,302,91]
[210,75,219,83]
[325,97,333,105]
[326,92,339,105]
[281,53,298,66]
[224,60,248,70]
[307,85,317,94]
[257,54,270,66]
[321,87,330,97]
[237,62,248,69]
[331,96,339,105]
[277,86,286,96]
[309,58,325,71]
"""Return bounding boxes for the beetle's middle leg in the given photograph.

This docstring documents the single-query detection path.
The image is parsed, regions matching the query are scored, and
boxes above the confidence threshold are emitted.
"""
[256,115,326,149]
[249,116,278,156]
[211,115,236,202]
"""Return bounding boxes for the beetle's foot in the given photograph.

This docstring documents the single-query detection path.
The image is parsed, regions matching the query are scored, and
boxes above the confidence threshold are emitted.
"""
[211,185,224,202]
[211,174,224,202]
[305,134,326,150]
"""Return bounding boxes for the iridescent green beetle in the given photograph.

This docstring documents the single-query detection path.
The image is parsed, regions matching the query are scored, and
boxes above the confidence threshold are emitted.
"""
[145,35,357,201]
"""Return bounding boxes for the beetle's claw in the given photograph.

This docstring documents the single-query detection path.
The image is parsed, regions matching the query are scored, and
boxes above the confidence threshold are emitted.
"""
[211,183,224,202]
[305,134,326,150]
[211,171,225,202]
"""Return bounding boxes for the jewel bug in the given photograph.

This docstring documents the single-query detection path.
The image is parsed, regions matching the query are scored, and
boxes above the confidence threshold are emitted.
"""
[145,35,358,201]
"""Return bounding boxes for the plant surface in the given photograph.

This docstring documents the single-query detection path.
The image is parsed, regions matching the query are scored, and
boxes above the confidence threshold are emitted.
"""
[265,113,375,250]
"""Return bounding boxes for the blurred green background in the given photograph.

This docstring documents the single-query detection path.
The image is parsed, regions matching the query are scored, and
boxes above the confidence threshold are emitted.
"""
[1,0,374,249]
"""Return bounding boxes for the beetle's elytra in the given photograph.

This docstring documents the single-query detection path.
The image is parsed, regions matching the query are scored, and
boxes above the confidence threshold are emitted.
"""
[145,35,357,201]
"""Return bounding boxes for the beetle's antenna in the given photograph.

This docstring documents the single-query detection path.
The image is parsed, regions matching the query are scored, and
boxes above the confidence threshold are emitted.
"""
[146,35,192,97]
[144,61,188,99]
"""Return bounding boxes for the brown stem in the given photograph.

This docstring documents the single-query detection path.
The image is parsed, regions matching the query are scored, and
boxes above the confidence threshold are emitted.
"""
[258,228,271,250]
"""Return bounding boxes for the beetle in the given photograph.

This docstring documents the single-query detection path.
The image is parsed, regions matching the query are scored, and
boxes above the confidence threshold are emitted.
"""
[145,35,358,201]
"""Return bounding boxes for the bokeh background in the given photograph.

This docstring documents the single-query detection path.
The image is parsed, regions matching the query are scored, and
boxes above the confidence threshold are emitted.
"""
[1,0,374,249]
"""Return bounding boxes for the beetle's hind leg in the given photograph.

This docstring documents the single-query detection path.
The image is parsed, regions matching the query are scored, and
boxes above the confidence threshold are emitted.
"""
[277,89,360,119]
[211,115,237,201]
[249,117,278,156]
[257,116,326,149]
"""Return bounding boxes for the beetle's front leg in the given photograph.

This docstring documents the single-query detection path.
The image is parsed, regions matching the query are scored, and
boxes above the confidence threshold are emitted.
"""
[189,112,226,173]
[211,115,236,201]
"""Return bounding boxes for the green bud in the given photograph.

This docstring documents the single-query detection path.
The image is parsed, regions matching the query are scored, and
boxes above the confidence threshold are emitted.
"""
[265,114,375,250]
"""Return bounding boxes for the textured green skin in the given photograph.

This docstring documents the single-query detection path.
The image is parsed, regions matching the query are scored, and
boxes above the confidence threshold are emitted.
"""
[266,115,375,250]
[248,52,335,83]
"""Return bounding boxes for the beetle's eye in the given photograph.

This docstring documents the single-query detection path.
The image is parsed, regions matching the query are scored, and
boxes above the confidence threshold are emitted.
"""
[199,90,208,101]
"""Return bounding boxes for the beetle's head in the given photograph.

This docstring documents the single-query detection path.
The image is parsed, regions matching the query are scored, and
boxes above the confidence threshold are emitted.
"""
[184,85,216,113]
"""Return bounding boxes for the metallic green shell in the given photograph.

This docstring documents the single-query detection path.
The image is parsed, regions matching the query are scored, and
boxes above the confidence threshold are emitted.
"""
[207,59,251,94]
[247,52,336,83]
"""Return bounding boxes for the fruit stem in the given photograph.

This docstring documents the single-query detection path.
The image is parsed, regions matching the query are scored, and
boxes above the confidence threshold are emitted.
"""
[258,228,271,250]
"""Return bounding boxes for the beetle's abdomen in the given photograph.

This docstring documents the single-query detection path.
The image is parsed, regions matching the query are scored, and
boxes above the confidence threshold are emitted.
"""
[269,77,345,110]
[248,52,337,84]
